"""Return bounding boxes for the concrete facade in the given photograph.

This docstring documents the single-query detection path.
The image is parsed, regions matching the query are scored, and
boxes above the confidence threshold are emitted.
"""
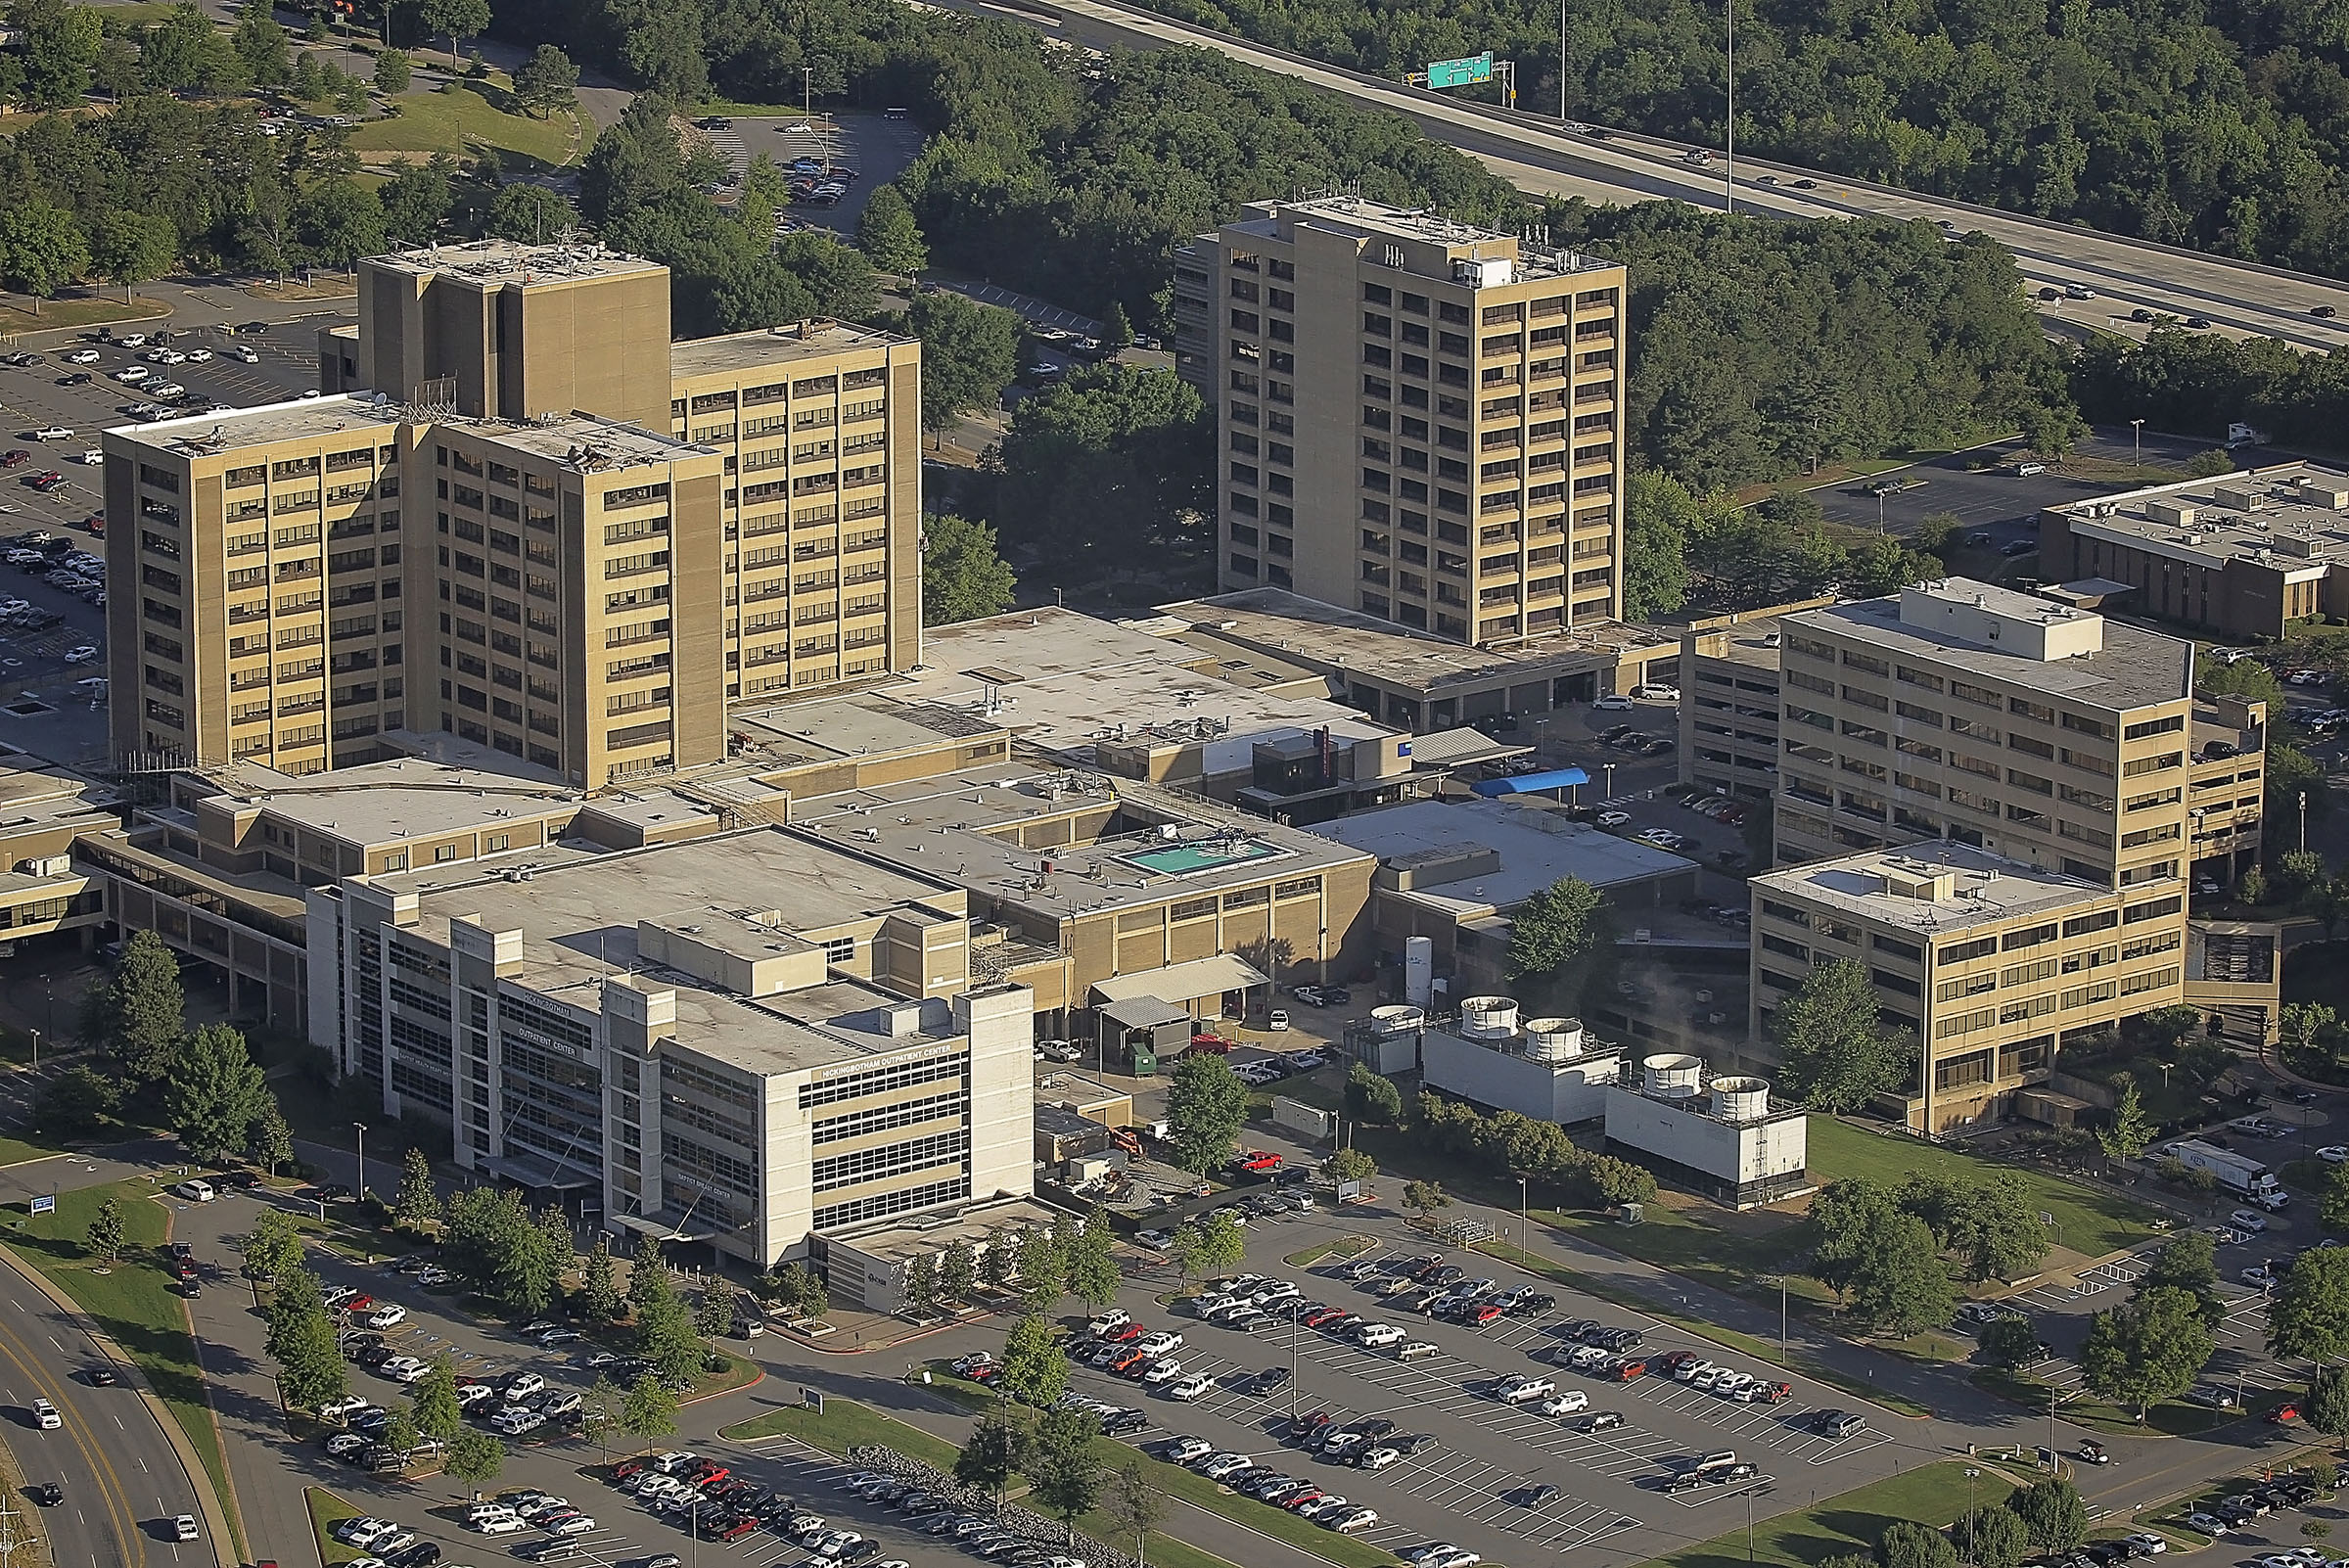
[1602,1056,1809,1209]
[1176,198,1632,646]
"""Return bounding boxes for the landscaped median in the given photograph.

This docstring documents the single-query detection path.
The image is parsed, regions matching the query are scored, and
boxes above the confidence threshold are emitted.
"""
[722,1393,1386,1568]
[307,1485,369,1566]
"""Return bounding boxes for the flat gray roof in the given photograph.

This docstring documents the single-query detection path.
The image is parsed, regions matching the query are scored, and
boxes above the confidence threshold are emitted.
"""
[477,413,714,471]
[1310,798,1696,918]
[2051,462,2349,575]
[366,239,667,286]
[1160,588,1674,694]
[728,691,1002,767]
[1750,840,2115,934]
[668,322,909,379]
[1237,196,1618,283]
[108,394,399,455]
[1784,588,2191,711]
[382,827,971,1077]
[877,607,1392,770]
[790,762,1373,923]
[1690,617,1789,672]
[200,757,599,847]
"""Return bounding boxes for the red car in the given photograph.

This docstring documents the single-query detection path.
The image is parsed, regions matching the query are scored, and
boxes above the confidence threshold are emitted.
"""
[0,450,26,468]
[1753,1381,1792,1404]
[717,1516,759,1541]
[30,472,63,489]
[1470,1304,1503,1325]
[2271,1403,2301,1423]
[342,1295,374,1314]
[1279,1488,1326,1511]
[1189,1033,1231,1054]
[968,1362,1003,1382]
[688,1460,729,1485]
[612,1459,646,1482]
[1304,1307,1349,1328]
[1606,1358,1647,1381]
[1107,1321,1146,1343]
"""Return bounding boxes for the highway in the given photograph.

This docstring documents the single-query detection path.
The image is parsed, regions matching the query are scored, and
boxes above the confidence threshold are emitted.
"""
[951,0,2349,350]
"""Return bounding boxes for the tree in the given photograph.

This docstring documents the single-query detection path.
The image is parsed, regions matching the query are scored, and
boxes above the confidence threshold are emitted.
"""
[619,1371,678,1449]
[985,364,1211,577]
[2284,1003,2339,1074]
[242,1208,303,1282]
[855,184,928,276]
[379,155,457,247]
[249,1100,295,1175]
[1842,1210,1956,1335]
[165,1023,271,1163]
[2184,448,2238,479]
[1504,877,1614,1008]
[1328,1147,1378,1184]
[576,1235,621,1321]
[1344,1062,1404,1124]
[1622,469,1700,620]
[230,6,290,83]
[419,0,490,67]
[87,209,174,303]
[382,1409,420,1467]
[2096,1081,2156,1168]
[373,47,410,95]
[1771,958,1910,1113]
[1940,1175,2051,1284]
[1105,1461,1164,1565]
[998,1313,1070,1407]
[1164,1053,1250,1176]
[902,290,1021,441]
[2078,1286,2215,1417]
[295,177,387,268]
[695,1279,739,1345]
[1957,1506,2030,1568]
[1403,1179,1451,1226]
[36,1065,118,1137]
[2307,1364,2349,1447]
[2142,1230,2220,1298]
[445,1428,504,1492]
[638,1289,703,1384]
[392,1147,440,1231]
[940,1239,979,1305]
[954,1408,1022,1510]
[1978,1314,2042,1370]
[2324,1160,2349,1235]
[1025,1406,1103,1544]
[512,44,578,118]
[2010,1478,2088,1555]
[14,0,102,106]
[581,1373,622,1453]
[1013,1226,1065,1313]
[922,514,1017,625]
[2272,1248,2349,1361]
[1171,1212,1244,1287]
[409,1355,463,1442]
[93,930,183,1086]
[486,182,579,243]
[768,1260,823,1319]
[1879,1519,1958,1568]
[263,1267,347,1410]
[1061,1214,1119,1309]
[902,1252,941,1317]
[626,1235,668,1315]
[85,1195,124,1265]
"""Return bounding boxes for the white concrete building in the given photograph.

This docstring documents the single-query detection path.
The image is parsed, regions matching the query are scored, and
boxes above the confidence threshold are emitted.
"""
[1418,996,1623,1123]
[1603,1054,1810,1209]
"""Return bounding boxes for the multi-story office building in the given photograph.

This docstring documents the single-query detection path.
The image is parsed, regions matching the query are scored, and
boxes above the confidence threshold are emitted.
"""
[1679,615,1791,802]
[1177,197,1630,645]
[1771,579,2262,892]
[667,324,923,700]
[111,239,923,783]
[2037,463,2349,641]
[1749,841,2187,1132]
[312,825,1033,1264]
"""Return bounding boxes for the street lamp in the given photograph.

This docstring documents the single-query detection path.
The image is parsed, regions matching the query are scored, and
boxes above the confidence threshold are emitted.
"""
[1518,1176,1530,1250]
[353,1122,367,1207]
[2130,418,2144,468]
[1963,1467,1981,1563]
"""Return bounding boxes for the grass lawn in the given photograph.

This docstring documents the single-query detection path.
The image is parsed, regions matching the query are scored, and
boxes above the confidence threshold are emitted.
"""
[1972,1369,2232,1437]
[306,1484,368,1565]
[1632,1461,2019,1568]
[917,1361,1003,1412]
[348,82,582,171]
[90,0,185,27]
[722,1396,967,1469]
[0,292,169,332]
[1806,1118,2159,1261]
[1,1178,242,1556]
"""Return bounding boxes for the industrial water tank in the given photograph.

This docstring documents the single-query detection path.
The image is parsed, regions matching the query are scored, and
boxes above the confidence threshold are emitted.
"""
[1522,1017,1585,1061]
[1368,1005,1424,1037]
[1459,996,1519,1039]
[1642,1052,1704,1097]
[1404,936,1434,1008]
[1710,1076,1773,1122]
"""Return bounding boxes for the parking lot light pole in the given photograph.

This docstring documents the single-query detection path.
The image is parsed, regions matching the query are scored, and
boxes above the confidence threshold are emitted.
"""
[2131,418,2144,468]
[1518,1176,1529,1249]
[1964,1467,1980,1562]
[353,1122,366,1207]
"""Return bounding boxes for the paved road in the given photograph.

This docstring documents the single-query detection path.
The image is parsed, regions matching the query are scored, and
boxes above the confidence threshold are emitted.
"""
[0,1142,225,1568]
[938,0,2349,351]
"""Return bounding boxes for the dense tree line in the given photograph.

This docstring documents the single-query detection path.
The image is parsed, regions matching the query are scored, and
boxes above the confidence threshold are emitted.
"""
[1112,0,2349,281]
[500,0,1519,325]
[2075,326,2349,449]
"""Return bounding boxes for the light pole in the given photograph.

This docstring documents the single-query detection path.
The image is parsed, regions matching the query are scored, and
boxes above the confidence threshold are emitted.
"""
[1518,1176,1530,1250]
[1963,1467,1980,1563]
[1559,0,1570,121]
[2301,790,2309,852]
[2131,418,2144,469]
[353,1122,366,1206]
[1602,761,1615,800]
[1876,491,1886,533]
[1724,0,1735,213]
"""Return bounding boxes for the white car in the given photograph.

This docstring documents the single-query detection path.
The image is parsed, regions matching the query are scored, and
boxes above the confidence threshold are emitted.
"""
[320,1394,368,1420]
[1140,1359,1185,1384]
[149,382,186,399]
[112,366,150,383]
[2243,1266,2278,1287]
[336,1517,396,1547]
[65,349,98,364]
[1090,1311,1132,1337]
[2124,1535,2168,1556]
[143,348,184,365]
[1538,1391,1589,1415]
[231,345,259,363]
[172,1178,214,1202]
[379,1355,423,1379]
[549,1515,597,1537]
[1355,1323,1405,1349]
[2230,1209,2272,1233]
[182,347,212,362]
[171,1516,199,1544]
[74,449,100,465]
[30,1399,58,1430]
[30,427,70,441]
[476,1514,527,1535]
[1198,1452,1254,1481]
[1267,1009,1290,1031]
[1397,1342,1441,1360]
[1357,1447,1403,1471]
[1596,810,1632,827]
[1497,1376,1554,1405]
[365,1304,407,1328]
[505,1372,546,1400]
[1134,1332,1183,1357]
[1633,683,1680,700]
[1674,1358,1714,1382]
[1163,1437,1213,1464]
[1593,693,1635,711]
[1167,1374,1212,1402]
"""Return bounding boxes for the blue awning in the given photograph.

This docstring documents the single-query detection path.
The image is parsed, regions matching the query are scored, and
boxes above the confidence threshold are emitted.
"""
[1471,767,1591,797]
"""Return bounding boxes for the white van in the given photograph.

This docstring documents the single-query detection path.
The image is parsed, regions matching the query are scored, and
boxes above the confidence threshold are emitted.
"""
[173,1178,215,1203]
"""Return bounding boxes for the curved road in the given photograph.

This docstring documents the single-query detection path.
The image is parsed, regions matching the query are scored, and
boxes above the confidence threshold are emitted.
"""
[945,0,2349,349]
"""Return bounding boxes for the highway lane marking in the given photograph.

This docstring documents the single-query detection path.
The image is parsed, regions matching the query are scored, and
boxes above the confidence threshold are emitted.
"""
[0,1289,147,1568]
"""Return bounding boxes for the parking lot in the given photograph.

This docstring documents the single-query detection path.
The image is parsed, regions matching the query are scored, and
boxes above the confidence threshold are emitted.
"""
[1026,1245,1911,1568]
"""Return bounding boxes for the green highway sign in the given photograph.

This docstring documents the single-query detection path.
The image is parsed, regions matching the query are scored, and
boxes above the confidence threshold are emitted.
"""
[1426,52,1495,88]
